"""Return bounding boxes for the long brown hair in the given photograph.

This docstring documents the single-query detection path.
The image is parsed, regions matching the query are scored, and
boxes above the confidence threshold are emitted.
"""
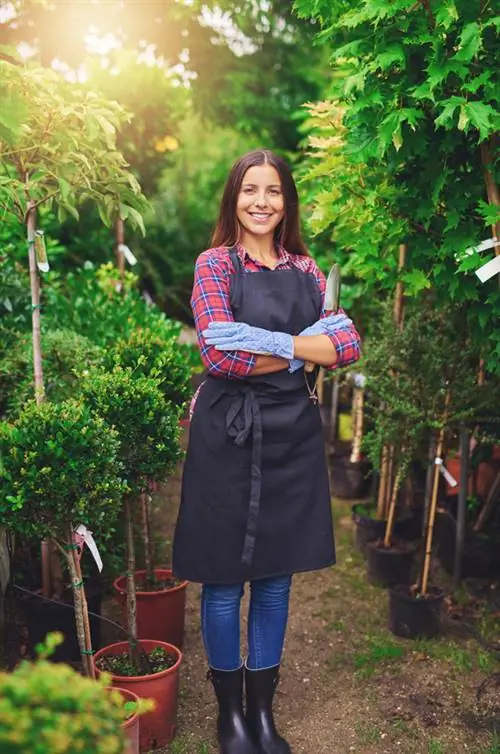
[211,149,309,256]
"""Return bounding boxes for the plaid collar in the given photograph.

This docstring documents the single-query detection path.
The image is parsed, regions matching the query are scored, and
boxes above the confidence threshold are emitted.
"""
[236,243,290,268]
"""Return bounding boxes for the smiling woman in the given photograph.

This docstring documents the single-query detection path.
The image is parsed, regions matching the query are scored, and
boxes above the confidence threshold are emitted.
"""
[173,148,361,754]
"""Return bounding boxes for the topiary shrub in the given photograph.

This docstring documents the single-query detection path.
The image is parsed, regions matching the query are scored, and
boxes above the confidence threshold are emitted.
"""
[105,326,192,411]
[0,399,126,674]
[80,366,181,671]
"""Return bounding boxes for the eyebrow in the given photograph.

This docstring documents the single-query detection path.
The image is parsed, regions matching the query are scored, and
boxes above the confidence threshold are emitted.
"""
[241,183,282,189]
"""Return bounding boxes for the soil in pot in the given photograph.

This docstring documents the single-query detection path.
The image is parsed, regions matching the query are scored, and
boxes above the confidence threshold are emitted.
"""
[329,453,372,500]
[94,639,182,753]
[352,503,418,557]
[113,568,188,649]
[388,585,444,639]
[366,539,417,588]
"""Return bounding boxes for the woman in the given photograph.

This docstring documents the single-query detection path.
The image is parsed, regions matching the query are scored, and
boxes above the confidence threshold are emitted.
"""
[173,149,360,754]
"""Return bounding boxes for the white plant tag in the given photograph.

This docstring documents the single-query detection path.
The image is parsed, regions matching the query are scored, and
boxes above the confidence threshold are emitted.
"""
[475,255,500,283]
[118,243,137,266]
[464,237,498,256]
[75,524,103,572]
[435,457,458,488]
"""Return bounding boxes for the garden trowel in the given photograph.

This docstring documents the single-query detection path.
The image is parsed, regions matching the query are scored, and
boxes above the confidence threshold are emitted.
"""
[305,262,341,372]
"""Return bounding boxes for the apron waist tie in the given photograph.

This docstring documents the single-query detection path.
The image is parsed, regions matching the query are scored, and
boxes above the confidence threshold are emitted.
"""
[210,386,262,566]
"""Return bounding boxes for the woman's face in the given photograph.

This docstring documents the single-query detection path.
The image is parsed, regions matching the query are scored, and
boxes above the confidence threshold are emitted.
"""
[236,164,285,242]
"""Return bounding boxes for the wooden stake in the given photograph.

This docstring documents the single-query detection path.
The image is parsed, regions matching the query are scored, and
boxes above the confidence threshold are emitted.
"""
[393,243,407,332]
[384,466,404,548]
[64,528,94,678]
[328,376,340,450]
[350,386,364,464]
[377,446,389,519]
[26,201,44,404]
[124,496,142,671]
[420,392,451,595]
[115,215,126,288]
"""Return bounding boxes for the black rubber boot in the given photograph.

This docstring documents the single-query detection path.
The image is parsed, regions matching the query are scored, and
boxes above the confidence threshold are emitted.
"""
[245,666,291,754]
[209,667,258,754]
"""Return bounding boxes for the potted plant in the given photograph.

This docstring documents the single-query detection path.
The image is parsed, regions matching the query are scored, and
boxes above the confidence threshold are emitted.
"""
[104,327,192,648]
[0,399,126,675]
[82,366,183,751]
[0,631,151,754]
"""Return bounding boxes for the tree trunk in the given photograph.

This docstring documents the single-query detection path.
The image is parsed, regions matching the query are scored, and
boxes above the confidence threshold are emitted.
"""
[124,496,142,671]
[65,526,94,678]
[383,466,404,548]
[141,490,154,586]
[115,215,126,288]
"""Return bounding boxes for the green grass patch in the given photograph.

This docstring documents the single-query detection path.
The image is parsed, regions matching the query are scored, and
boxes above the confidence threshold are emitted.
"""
[353,636,406,678]
[354,721,381,745]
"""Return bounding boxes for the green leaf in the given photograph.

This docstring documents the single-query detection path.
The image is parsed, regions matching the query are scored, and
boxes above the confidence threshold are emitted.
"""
[434,96,467,130]
[454,22,482,63]
[463,101,498,141]
[435,1,459,29]
[402,269,431,293]
[126,206,146,236]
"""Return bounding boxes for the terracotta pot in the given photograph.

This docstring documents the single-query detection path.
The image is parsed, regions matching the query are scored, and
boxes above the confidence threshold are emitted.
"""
[113,568,188,649]
[113,687,140,754]
[446,454,500,499]
[94,640,182,753]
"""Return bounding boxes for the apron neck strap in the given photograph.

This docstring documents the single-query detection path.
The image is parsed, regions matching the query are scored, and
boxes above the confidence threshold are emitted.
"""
[229,246,244,274]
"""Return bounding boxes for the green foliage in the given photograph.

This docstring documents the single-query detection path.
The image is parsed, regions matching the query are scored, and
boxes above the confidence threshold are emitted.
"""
[362,300,498,474]
[0,634,128,753]
[0,329,103,418]
[42,263,182,348]
[0,399,126,542]
[297,0,500,371]
[0,58,148,230]
[80,367,181,492]
[105,327,191,410]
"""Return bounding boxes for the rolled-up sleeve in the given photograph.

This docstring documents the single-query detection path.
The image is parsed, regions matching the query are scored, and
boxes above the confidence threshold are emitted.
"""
[312,261,361,371]
[191,251,257,378]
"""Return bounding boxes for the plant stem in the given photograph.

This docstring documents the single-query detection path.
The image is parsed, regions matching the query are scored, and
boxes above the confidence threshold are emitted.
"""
[124,495,141,672]
[384,466,403,548]
[141,490,154,586]
[64,527,94,677]
[420,392,450,595]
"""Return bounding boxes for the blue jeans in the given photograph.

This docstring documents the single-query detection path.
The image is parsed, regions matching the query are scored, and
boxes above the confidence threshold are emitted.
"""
[201,575,292,671]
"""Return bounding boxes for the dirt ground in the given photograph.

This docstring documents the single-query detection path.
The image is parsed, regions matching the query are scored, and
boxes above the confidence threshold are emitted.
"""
[149,452,500,754]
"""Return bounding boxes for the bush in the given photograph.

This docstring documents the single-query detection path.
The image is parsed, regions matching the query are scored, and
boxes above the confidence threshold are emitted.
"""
[0,328,103,418]
[0,398,126,541]
[80,366,181,492]
[0,636,129,754]
[105,327,192,410]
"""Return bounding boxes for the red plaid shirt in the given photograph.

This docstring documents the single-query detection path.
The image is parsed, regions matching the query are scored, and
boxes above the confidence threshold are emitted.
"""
[191,244,361,379]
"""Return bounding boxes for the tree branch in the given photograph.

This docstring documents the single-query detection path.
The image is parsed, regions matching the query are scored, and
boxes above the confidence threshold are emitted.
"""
[421,0,436,29]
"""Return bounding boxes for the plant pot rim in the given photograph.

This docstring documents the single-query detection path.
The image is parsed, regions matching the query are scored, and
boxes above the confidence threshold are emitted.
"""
[113,568,188,598]
[108,686,140,731]
[329,452,371,467]
[366,539,418,554]
[389,585,445,602]
[94,639,182,682]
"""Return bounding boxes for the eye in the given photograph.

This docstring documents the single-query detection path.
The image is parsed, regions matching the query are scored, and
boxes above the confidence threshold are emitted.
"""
[269,188,281,196]
[241,186,255,194]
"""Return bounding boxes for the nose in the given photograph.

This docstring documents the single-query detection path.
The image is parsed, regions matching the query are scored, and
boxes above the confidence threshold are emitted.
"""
[254,191,268,208]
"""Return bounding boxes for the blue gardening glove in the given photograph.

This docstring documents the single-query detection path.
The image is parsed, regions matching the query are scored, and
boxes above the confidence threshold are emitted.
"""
[288,313,353,373]
[202,321,294,360]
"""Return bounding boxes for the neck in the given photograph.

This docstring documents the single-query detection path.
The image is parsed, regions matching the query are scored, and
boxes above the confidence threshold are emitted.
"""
[239,232,277,262]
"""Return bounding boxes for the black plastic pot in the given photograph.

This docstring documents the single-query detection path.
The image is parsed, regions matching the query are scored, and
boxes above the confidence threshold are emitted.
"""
[329,453,372,499]
[435,509,500,579]
[388,585,444,639]
[366,541,417,588]
[352,504,420,557]
[22,581,103,663]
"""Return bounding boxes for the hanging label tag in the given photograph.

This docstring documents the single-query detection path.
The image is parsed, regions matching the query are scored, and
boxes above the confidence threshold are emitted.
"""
[464,237,498,256]
[353,372,366,389]
[118,243,137,266]
[475,255,500,283]
[35,230,49,272]
[435,457,458,487]
[75,524,103,572]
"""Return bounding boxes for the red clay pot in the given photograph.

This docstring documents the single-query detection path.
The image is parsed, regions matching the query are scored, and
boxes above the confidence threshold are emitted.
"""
[114,687,140,754]
[94,640,182,752]
[113,568,188,649]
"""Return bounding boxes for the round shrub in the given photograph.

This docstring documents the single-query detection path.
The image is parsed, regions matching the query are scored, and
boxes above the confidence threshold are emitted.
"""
[0,399,126,541]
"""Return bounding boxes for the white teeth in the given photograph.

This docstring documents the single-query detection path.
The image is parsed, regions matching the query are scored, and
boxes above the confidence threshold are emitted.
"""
[251,214,270,219]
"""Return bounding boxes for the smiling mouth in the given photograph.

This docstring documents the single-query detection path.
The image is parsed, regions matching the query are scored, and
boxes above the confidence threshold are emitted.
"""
[249,213,272,220]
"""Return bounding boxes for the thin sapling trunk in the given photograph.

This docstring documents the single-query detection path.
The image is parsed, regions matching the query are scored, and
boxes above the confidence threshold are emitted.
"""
[141,490,154,586]
[383,466,404,548]
[350,386,364,464]
[124,495,142,672]
[63,527,94,678]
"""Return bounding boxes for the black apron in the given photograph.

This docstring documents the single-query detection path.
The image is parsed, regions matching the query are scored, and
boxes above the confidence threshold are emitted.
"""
[173,249,335,584]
